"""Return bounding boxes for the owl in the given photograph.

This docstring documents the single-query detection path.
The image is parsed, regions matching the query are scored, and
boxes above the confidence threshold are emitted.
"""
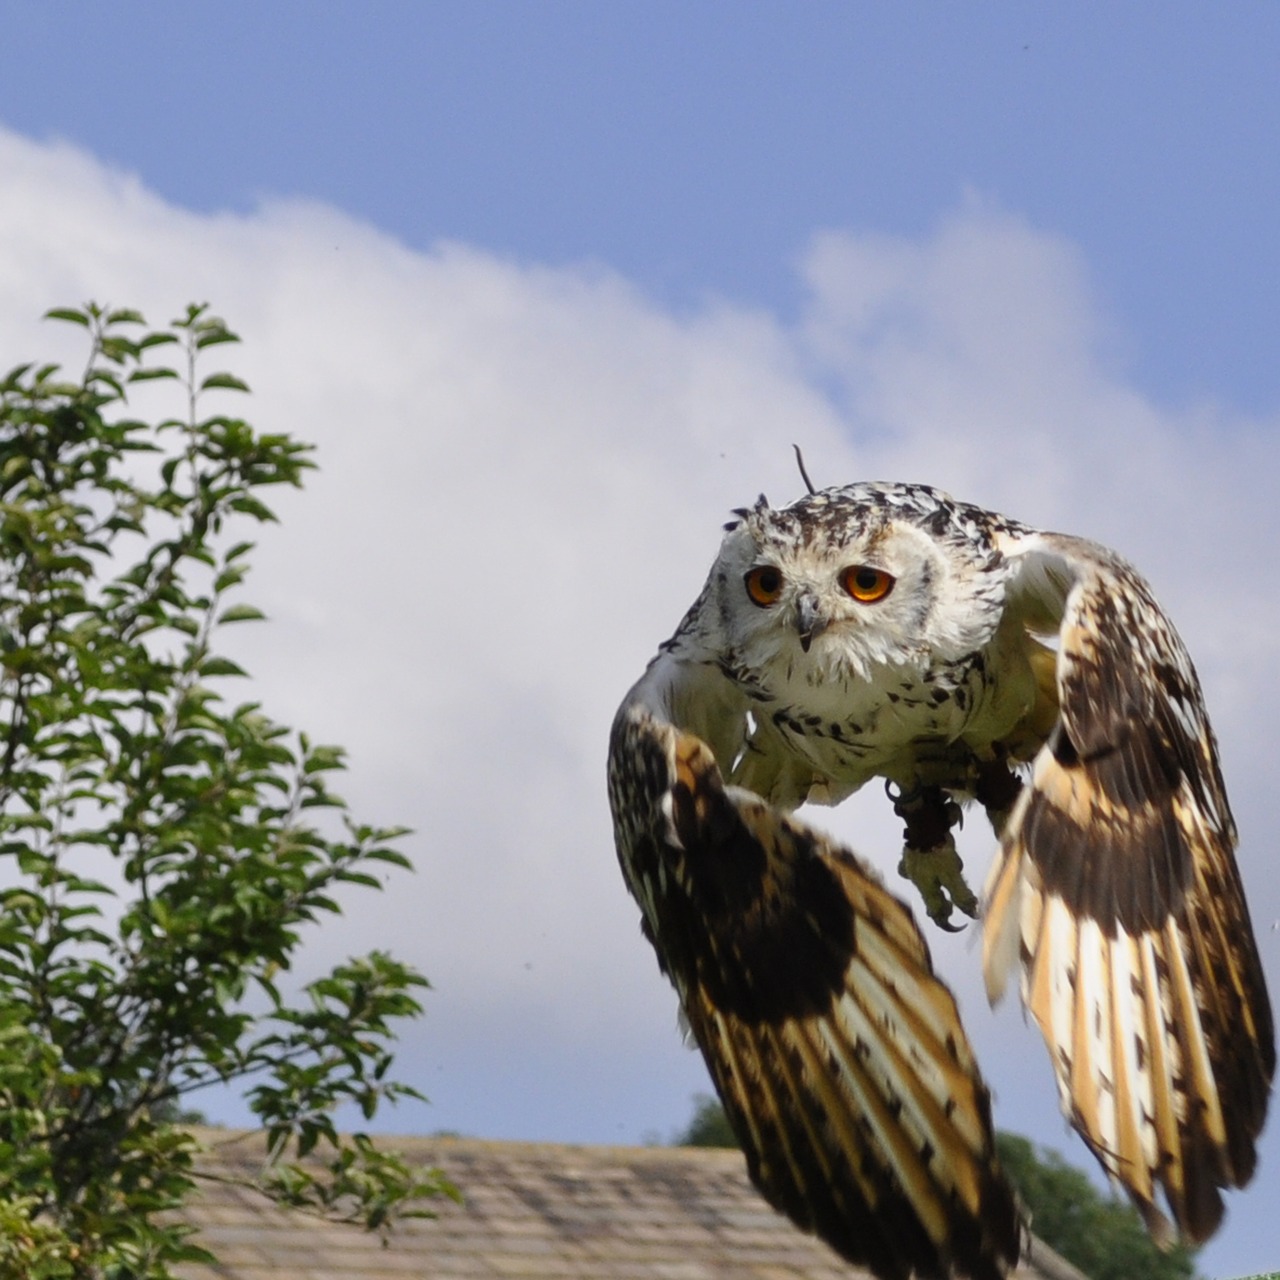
[608,480,1273,1280]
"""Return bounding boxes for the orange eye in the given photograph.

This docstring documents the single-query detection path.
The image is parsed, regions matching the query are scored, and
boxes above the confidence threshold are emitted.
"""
[744,565,784,607]
[841,565,895,603]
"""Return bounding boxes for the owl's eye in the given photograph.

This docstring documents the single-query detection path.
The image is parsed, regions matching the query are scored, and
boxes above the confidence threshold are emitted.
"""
[744,565,784,607]
[841,565,895,603]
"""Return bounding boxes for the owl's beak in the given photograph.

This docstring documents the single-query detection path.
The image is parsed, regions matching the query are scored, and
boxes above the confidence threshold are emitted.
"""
[795,594,829,652]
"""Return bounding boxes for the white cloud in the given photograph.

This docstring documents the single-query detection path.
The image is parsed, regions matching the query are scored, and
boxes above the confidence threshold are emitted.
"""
[2,127,1277,1265]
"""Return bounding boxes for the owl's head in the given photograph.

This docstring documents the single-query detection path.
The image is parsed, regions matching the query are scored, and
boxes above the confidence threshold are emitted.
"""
[711,485,1000,684]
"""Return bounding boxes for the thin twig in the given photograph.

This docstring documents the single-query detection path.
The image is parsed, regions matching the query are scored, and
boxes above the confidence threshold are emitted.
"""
[792,443,817,495]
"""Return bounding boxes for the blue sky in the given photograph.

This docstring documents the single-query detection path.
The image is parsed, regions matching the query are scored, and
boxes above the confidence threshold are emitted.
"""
[6,3,1280,409]
[1,6,1278,1276]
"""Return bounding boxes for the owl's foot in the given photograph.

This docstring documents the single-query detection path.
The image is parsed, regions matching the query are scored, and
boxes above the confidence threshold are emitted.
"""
[898,841,979,931]
[974,759,1024,840]
[888,782,977,930]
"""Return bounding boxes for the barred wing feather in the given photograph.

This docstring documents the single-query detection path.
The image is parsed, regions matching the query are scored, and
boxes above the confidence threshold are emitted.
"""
[611,703,1020,1280]
[983,533,1274,1242]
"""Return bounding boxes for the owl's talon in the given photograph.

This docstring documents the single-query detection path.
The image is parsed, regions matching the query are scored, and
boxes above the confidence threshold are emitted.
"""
[889,782,961,850]
[898,841,979,930]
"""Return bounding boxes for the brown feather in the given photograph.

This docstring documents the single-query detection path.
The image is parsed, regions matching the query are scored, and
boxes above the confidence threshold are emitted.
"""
[985,541,1274,1242]
[611,705,1021,1280]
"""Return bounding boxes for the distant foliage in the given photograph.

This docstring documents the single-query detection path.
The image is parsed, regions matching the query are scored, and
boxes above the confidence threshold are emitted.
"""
[0,305,452,1277]
[674,1094,739,1148]
[672,1096,1200,1280]
[996,1133,1200,1280]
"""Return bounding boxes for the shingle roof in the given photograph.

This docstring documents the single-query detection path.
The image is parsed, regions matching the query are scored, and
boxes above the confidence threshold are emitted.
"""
[177,1128,1088,1280]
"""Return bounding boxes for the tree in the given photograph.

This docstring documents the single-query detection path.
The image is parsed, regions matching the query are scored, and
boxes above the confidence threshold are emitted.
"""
[673,1096,1201,1280]
[0,305,451,1277]
[996,1133,1200,1280]
[674,1093,739,1149]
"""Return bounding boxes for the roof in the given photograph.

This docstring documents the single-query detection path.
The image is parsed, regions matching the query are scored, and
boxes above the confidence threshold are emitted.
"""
[177,1128,1089,1280]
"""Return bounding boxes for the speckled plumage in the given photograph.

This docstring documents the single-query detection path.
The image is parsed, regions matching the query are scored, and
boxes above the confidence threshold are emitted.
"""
[608,480,1273,1277]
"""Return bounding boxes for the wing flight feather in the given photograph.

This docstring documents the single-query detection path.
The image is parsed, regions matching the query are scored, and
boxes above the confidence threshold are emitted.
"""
[611,697,1021,1280]
[983,533,1275,1242]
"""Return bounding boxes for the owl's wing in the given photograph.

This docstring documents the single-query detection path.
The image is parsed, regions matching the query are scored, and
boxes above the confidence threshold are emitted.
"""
[609,696,1021,1280]
[983,531,1275,1243]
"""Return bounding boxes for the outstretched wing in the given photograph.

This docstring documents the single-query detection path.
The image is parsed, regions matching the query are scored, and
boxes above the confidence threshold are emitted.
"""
[610,698,1020,1280]
[983,532,1275,1243]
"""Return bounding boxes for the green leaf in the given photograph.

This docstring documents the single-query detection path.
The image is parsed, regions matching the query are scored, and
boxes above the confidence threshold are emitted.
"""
[200,372,251,393]
[43,307,90,327]
[194,329,240,350]
[303,744,346,774]
[213,564,247,593]
[229,494,278,521]
[138,332,180,351]
[199,655,248,678]
[366,848,414,871]
[99,335,139,362]
[217,603,267,625]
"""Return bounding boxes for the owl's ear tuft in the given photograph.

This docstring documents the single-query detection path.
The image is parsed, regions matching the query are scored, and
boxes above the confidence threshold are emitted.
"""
[726,494,771,531]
